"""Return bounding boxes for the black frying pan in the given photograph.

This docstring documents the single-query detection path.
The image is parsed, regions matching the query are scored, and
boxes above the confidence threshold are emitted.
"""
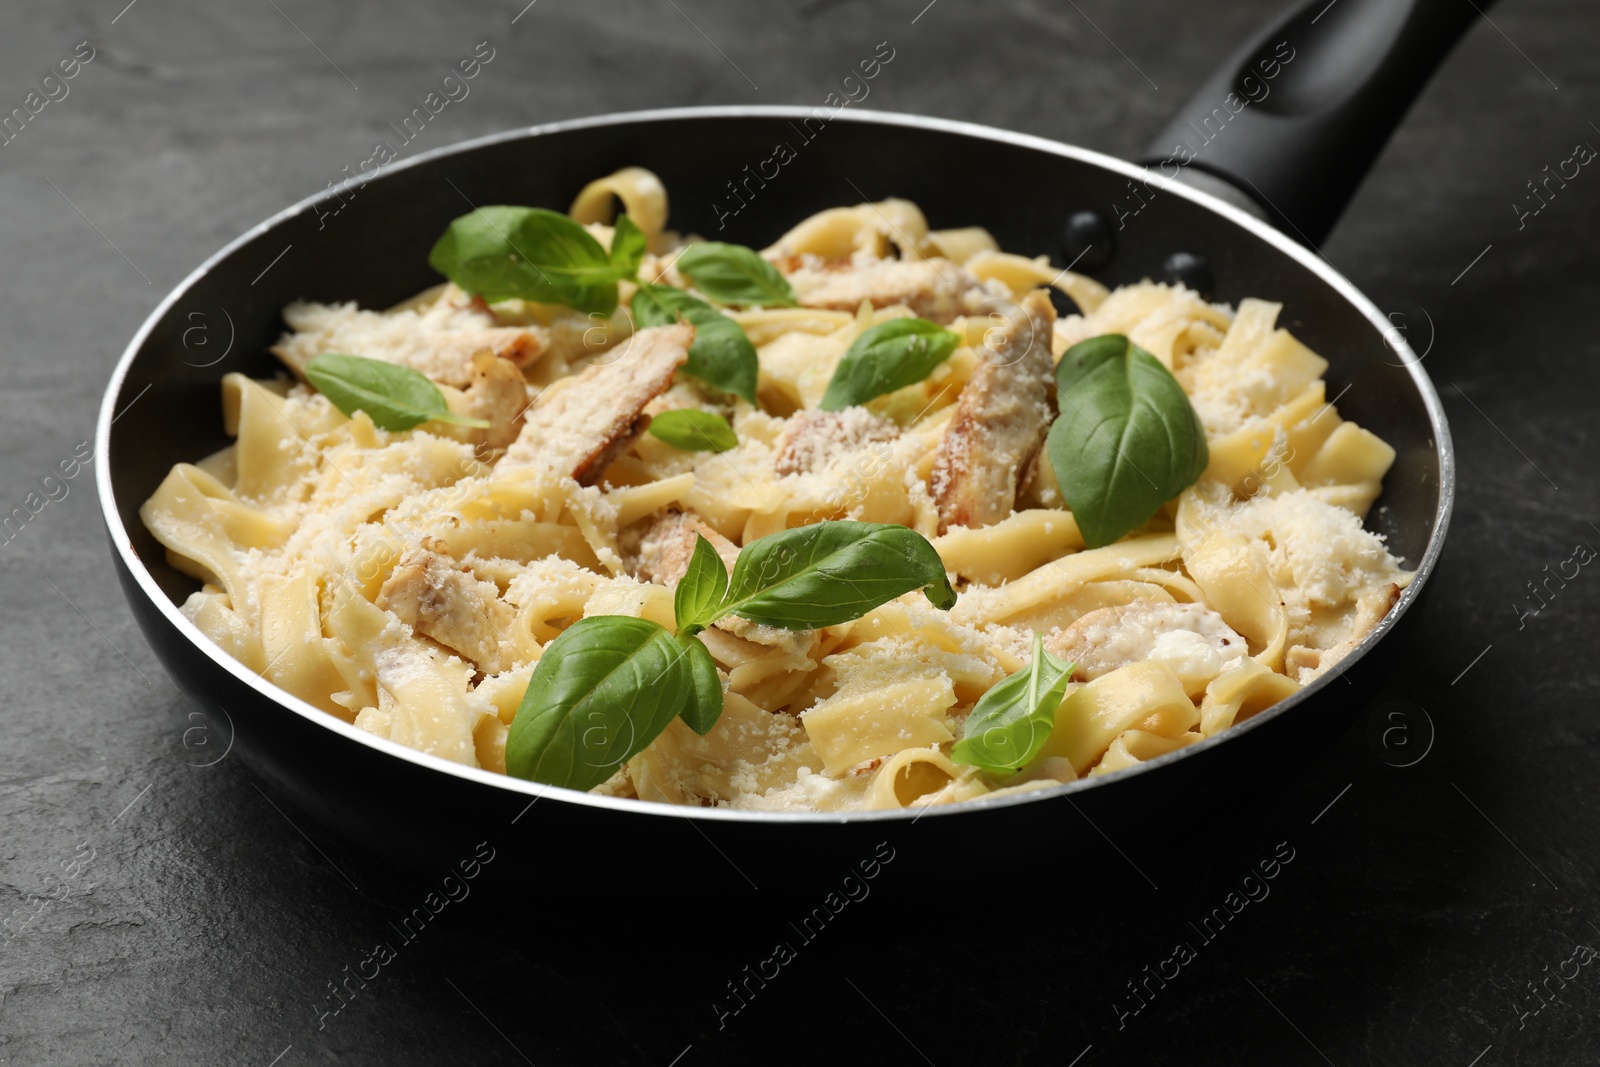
[96,0,1475,899]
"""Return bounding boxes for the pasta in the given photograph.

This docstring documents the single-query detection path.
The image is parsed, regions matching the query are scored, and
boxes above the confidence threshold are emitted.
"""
[141,168,1411,812]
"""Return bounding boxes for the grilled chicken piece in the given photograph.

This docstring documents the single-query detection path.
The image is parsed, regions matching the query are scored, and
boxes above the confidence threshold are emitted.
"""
[930,290,1057,530]
[273,298,544,387]
[628,509,740,587]
[378,537,518,674]
[461,351,530,450]
[1043,600,1247,692]
[785,257,997,324]
[772,408,900,477]
[499,323,693,485]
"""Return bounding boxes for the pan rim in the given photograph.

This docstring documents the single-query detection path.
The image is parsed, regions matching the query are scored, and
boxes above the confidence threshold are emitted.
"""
[96,104,1455,826]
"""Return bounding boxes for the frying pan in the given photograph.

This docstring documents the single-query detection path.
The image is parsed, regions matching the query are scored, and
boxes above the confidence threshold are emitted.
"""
[96,0,1476,899]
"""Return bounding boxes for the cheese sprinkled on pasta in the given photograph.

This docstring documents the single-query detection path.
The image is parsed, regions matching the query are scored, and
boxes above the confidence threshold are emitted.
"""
[142,169,1410,811]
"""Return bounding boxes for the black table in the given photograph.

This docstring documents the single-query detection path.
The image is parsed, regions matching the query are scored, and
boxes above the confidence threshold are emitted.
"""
[3,1,1596,1064]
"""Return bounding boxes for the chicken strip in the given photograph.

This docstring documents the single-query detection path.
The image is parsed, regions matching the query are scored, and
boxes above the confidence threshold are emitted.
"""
[785,256,998,324]
[459,350,530,450]
[498,323,693,485]
[627,509,740,586]
[930,289,1057,530]
[378,537,519,674]
[772,408,900,477]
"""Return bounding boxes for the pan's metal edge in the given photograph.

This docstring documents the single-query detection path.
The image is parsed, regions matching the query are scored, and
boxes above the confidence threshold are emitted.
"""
[96,105,1455,826]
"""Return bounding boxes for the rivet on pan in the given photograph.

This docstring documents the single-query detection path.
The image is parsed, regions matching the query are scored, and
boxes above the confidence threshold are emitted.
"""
[1161,251,1212,299]
[1062,210,1115,271]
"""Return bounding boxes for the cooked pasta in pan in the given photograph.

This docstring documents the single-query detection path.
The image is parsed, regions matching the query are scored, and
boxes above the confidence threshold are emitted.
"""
[142,166,1409,811]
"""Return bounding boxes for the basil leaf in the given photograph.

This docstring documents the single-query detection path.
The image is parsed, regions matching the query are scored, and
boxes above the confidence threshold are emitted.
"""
[950,634,1074,774]
[504,616,691,791]
[679,636,725,736]
[675,242,797,308]
[819,318,961,411]
[1047,334,1209,549]
[674,533,731,634]
[649,409,738,454]
[683,311,761,403]
[609,214,646,279]
[631,283,680,328]
[713,521,956,630]
[632,284,759,402]
[428,205,621,314]
[305,353,489,432]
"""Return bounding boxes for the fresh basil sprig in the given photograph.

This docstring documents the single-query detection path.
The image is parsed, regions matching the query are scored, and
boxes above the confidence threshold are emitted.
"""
[648,409,738,453]
[675,242,797,308]
[632,284,759,403]
[504,521,957,791]
[701,520,957,631]
[428,206,648,315]
[950,633,1073,775]
[819,317,961,411]
[304,353,490,432]
[503,617,691,789]
[1046,334,1209,548]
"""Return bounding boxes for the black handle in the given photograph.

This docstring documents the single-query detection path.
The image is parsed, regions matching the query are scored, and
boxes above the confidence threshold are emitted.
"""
[1138,0,1490,245]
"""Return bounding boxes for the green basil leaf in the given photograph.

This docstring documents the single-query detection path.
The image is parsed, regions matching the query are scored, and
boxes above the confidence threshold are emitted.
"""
[632,284,759,402]
[675,242,797,308]
[649,409,738,454]
[428,205,621,314]
[712,521,956,630]
[305,353,490,432]
[683,311,761,403]
[679,636,725,736]
[1047,334,1209,549]
[819,317,962,411]
[504,616,691,792]
[950,633,1074,774]
[609,214,647,279]
[631,283,680,328]
[674,533,731,634]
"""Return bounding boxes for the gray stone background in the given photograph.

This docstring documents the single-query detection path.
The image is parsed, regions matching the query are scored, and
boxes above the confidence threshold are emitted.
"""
[2,0,1598,1064]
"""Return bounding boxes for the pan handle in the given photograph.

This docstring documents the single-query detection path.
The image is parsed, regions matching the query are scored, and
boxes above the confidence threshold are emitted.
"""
[1137,0,1491,245]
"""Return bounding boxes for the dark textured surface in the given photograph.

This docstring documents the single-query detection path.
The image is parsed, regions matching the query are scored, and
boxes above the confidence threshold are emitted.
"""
[2,1,1597,1065]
